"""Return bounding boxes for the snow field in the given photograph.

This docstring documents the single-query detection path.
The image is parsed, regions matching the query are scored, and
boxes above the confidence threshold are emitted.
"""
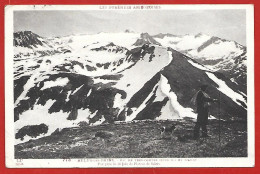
[114,46,172,107]
[15,99,99,145]
[206,72,246,108]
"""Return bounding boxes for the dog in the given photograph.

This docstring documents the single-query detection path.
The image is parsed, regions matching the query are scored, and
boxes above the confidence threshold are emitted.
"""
[160,124,176,139]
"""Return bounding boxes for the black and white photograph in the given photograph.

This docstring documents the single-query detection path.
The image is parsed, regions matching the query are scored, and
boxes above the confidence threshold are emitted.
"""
[5,5,254,167]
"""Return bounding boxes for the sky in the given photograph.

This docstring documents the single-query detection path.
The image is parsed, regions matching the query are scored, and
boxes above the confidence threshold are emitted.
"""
[14,9,246,45]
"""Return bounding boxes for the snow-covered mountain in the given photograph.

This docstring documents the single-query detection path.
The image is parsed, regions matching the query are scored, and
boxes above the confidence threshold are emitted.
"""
[13,31,247,144]
[133,32,161,46]
[153,33,247,93]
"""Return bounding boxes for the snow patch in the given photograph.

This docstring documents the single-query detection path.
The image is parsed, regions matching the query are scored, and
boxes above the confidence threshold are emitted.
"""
[206,72,246,108]
[71,84,84,95]
[15,100,95,144]
[125,84,159,122]
[113,93,125,108]
[167,51,173,64]
[187,59,213,71]
[93,77,116,84]
[159,74,197,119]
[41,77,69,90]
[156,101,180,120]
[65,91,72,102]
[197,41,244,60]
[155,34,211,51]
[87,89,92,97]
[114,46,172,107]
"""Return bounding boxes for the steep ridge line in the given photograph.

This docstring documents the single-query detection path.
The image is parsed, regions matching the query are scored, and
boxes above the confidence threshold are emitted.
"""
[13,31,247,145]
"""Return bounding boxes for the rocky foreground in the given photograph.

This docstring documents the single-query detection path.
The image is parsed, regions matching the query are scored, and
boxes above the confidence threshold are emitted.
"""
[15,119,247,158]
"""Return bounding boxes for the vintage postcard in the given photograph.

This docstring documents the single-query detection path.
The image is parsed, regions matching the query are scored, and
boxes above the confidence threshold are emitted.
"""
[5,5,254,168]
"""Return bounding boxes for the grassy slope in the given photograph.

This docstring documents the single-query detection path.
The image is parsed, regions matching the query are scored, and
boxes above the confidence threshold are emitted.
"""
[15,119,247,159]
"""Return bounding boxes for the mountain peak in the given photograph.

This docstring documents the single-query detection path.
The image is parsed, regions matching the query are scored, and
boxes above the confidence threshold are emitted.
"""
[14,30,41,37]
[106,42,116,47]
[14,31,44,48]
[133,33,161,46]
[194,32,205,38]
[124,29,135,33]
[140,32,150,37]
[153,33,179,39]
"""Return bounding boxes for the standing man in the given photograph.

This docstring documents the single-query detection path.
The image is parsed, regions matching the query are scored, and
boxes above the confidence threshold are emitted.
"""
[194,85,218,139]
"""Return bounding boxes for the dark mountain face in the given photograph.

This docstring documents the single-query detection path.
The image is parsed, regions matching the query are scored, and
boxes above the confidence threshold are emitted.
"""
[153,33,179,39]
[161,49,247,118]
[119,48,247,121]
[91,42,128,53]
[218,50,247,93]
[13,31,69,58]
[14,44,154,122]
[133,33,161,46]
[14,72,126,123]
[15,46,246,124]
[197,36,244,53]
[13,31,247,143]
[152,33,247,94]
[14,31,45,48]
[197,36,221,52]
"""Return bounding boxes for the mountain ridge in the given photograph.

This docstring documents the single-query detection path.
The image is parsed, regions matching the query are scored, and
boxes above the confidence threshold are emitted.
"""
[13,31,247,144]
